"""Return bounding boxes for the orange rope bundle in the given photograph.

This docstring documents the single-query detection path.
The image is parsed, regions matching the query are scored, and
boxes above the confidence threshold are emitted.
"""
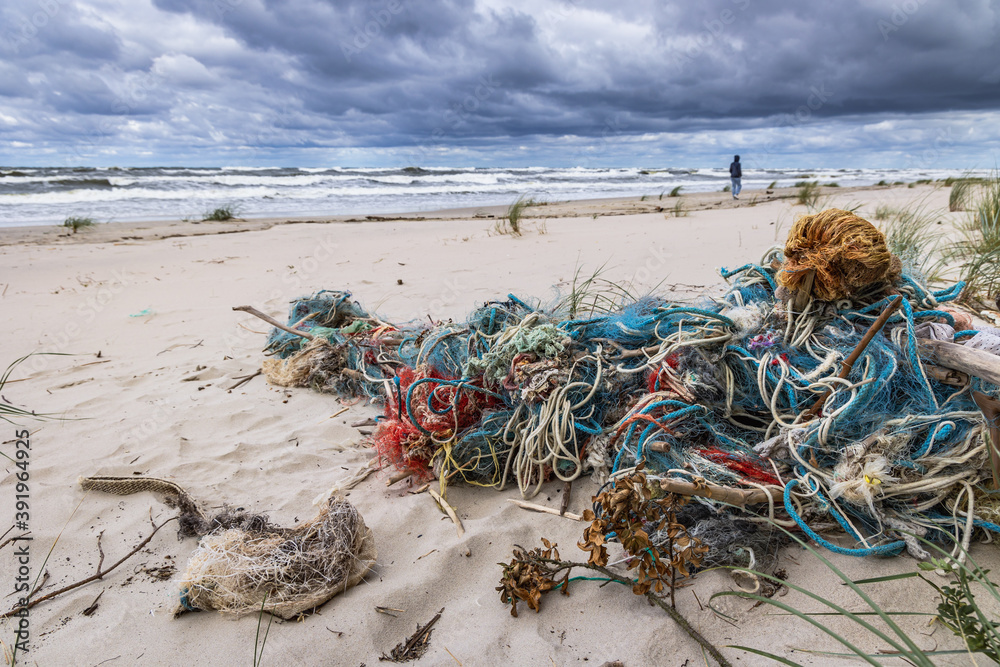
[778,208,900,301]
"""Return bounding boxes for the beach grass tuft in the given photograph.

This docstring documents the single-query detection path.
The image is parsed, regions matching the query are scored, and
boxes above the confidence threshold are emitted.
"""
[951,171,1000,306]
[495,195,536,236]
[767,180,777,189]
[950,179,973,212]
[720,524,1000,665]
[796,181,821,208]
[879,202,945,281]
[203,205,240,221]
[63,216,95,233]
[873,203,894,221]
[669,185,683,197]
[722,185,731,193]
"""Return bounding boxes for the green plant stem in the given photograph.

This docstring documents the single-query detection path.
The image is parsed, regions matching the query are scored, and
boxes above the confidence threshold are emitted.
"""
[540,558,732,667]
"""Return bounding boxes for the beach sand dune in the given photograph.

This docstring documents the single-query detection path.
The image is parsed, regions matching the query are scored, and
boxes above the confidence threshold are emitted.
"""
[1,184,994,665]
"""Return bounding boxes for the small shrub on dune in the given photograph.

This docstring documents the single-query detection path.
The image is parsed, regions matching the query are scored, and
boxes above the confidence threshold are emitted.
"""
[63,216,95,233]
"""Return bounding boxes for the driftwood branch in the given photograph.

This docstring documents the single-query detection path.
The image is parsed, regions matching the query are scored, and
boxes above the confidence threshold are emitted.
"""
[1,517,177,619]
[924,363,970,387]
[658,479,782,507]
[920,339,1000,387]
[232,305,314,341]
[427,488,465,537]
[506,499,582,521]
[973,391,1000,490]
[804,295,903,418]
[227,369,262,390]
[541,558,732,667]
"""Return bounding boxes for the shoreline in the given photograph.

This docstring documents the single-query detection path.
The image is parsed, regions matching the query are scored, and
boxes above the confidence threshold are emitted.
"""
[0,182,927,246]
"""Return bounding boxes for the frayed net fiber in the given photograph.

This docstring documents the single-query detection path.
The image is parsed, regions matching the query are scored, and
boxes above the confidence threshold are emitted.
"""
[176,497,376,619]
[778,208,900,301]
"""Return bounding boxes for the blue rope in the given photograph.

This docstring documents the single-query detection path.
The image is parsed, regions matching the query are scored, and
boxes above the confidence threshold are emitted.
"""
[720,263,778,292]
[783,481,906,557]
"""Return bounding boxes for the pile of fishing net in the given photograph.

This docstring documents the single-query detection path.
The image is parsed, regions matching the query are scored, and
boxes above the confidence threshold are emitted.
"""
[250,208,1000,560]
[177,496,376,619]
[79,476,377,619]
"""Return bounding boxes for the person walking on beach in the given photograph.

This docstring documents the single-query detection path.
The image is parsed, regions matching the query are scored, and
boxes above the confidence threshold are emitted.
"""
[729,155,742,200]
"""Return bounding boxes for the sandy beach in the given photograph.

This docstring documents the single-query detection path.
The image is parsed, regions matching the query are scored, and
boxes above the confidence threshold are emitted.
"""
[2,182,997,666]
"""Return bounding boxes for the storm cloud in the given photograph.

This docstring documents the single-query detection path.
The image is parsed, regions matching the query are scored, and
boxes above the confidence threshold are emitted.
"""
[1,0,998,167]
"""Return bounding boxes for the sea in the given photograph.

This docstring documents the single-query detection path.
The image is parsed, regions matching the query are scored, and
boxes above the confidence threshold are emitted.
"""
[0,166,985,228]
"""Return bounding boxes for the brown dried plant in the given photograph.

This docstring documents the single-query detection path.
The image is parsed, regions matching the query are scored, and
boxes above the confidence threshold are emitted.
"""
[496,467,730,666]
[496,538,569,617]
[581,463,707,607]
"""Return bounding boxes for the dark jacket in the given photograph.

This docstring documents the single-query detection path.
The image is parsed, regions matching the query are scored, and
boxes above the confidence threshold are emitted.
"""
[729,160,742,178]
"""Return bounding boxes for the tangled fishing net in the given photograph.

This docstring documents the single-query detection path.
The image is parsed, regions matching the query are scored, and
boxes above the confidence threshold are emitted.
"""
[249,208,1000,562]
[177,496,376,619]
[79,476,376,619]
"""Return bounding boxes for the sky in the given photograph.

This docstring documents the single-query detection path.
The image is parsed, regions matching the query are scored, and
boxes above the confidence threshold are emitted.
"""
[1,0,999,169]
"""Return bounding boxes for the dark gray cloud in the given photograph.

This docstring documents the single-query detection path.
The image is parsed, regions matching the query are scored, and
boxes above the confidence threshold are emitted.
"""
[1,0,998,166]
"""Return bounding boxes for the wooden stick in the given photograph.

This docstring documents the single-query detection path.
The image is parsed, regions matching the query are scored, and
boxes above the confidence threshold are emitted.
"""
[232,305,314,341]
[792,268,816,313]
[538,558,732,667]
[920,339,1000,387]
[973,391,1000,490]
[1,517,177,618]
[658,479,782,507]
[804,295,903,418]
[428,487,465,537]
[506,498,583,521]
[386,470,414,487]
[227,369,262,391]
[559,480,572,516]
[924,363,970,387]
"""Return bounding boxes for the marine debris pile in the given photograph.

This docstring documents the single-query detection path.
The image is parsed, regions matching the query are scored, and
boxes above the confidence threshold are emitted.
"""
[252,208,1000,559]
[79,476,377,620]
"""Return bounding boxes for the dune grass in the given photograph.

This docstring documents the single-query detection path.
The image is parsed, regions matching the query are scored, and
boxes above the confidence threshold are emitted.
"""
[62,216,95,234]
[718,526,1000,665]
[796,181,821,208]
[950,179,974,212]
[495,195,536,236]
[878,201,946,282]
[202,204,240,221]
[669,185,683,197]
[873,204,894,221]
[767,180,777,189]
[949,171,1000,306]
